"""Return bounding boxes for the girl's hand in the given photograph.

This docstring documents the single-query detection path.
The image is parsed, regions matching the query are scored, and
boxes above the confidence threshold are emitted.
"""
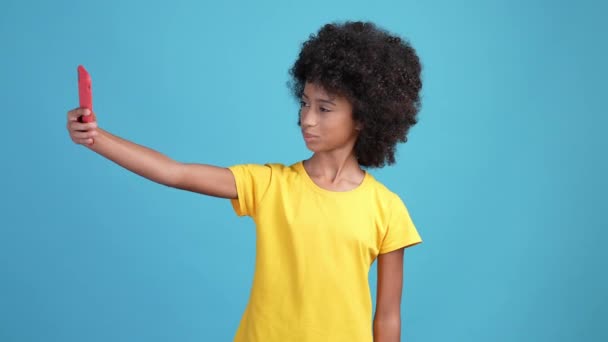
[66,108,98,146]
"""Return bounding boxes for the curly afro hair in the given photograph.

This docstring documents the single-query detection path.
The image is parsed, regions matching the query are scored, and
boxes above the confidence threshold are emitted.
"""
[287,20,423,168]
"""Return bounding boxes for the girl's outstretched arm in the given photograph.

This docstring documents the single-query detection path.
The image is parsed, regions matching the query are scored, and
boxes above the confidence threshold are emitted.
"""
[66,108,237,199]
[171,163,237,199]
[373,247,405,342]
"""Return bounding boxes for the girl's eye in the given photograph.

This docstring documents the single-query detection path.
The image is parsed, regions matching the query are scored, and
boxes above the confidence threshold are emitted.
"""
[299,100,330,113]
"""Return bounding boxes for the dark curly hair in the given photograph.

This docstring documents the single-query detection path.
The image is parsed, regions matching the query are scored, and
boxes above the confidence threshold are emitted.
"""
[287,20,423,168]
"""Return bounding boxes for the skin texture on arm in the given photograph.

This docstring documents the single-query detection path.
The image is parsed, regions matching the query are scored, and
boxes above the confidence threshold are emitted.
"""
[90,127,237,198]
[172,163,237,199]
[373,247,405,342]
[85,127,181,187]
[67,108,237,199]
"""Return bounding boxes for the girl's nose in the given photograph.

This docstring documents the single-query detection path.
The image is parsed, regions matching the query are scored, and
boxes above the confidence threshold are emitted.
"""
[300,109,318,127]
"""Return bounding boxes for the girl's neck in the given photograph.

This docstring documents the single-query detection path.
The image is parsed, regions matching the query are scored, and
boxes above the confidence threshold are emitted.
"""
[303,152,364,185]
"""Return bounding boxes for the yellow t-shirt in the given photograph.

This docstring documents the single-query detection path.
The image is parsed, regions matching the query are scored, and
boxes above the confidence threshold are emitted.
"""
[228,160,422,342]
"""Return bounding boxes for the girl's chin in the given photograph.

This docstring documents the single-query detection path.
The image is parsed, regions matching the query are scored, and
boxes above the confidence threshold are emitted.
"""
[304,142,320,152]
[304,142,332,153]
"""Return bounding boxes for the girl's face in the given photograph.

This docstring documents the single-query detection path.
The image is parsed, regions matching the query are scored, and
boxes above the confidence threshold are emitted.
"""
[299,82,361,153]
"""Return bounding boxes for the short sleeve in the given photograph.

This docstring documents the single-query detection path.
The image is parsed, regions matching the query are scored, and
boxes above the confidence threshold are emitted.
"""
[228,163,272,218]
[379,195,423,254]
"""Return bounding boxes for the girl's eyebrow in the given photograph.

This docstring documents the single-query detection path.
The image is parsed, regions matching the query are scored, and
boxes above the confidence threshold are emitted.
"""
[301,93,336,105]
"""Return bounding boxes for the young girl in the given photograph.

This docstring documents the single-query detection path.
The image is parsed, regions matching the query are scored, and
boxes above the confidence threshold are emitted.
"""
[67,20,423,342]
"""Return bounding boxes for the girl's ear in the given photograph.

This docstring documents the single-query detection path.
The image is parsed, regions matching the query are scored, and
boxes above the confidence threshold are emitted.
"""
[355,121,364,131]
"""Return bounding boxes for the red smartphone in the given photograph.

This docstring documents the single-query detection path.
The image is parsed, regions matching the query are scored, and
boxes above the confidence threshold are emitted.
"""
[77,65,96,123]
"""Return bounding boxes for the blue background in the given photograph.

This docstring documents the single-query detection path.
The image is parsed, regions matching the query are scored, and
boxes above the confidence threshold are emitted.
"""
[1,0,606,341]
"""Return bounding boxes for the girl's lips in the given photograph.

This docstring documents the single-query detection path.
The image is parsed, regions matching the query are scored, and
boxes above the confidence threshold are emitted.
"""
[303,133,319,142]
[302,132,319,139]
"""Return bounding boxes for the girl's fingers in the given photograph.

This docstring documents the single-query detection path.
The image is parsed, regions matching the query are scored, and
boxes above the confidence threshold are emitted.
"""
[71,130,98,139]
[67,108,92,122]
[67,109,78,122]
[72,137,94,145]
[70,121,98,132]
[67,108,82,122]
[67,108,96,146]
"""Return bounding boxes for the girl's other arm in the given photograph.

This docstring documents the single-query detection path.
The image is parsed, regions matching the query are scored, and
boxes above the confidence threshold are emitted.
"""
[67,108,237,199]
[373,247,405,342]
